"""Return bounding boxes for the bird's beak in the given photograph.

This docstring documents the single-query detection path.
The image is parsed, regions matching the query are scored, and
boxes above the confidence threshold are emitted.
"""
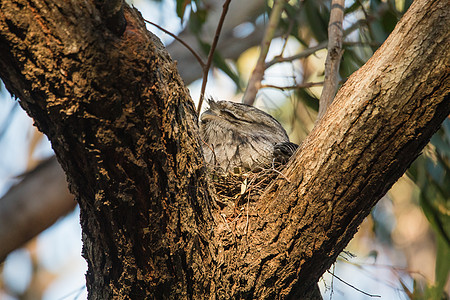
[200,109,216,121]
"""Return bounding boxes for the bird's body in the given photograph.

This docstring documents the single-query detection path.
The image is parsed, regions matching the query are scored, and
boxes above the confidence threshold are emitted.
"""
[200,99,297,172]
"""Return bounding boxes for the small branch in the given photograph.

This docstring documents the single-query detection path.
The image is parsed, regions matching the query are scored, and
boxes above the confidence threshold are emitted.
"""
[278,17,295,57]
[261,81,324,91]
[327,270,382,298]
[197,0,232,114]
[262,78,349,91]
[144,18,205,69]
[266,41,328,69]
[355,0,376,45]
[242,0,287,105]
[265,20,365,70]
[266,164,292,183]
[317,0,345,120]
[0,157,76,261]
[343,41,382,48]
[101,0,127,36]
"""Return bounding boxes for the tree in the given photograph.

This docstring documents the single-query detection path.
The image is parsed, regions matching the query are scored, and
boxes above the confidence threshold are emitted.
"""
[0,0,448,298]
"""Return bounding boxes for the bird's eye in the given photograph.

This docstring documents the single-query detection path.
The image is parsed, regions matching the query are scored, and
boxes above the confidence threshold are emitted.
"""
[222,109,239,120]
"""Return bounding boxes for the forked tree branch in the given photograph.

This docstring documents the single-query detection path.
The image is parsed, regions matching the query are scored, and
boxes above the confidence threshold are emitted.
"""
[0,0,448,298]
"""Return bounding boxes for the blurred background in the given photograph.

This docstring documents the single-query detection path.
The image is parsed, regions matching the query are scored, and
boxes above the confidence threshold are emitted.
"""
[0,0,448,299]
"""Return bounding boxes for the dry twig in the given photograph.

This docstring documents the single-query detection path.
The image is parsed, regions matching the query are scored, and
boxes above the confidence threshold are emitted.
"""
[261,81,324,91]
[144,18,205,69]
[197,0,233,114]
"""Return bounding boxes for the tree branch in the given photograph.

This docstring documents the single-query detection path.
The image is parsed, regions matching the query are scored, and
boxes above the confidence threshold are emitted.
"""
[317,0,345,120]
[0,0,270,263]
[265,40,328,69]
[167,0,266,84]
[0,0,448,298]
[242,0,287,105]
[261,81,324,90]
[197,0,232,114]
[144,18,205,70]
[0,157,76,261]
[235,0,450,295]
[264,19,365,69]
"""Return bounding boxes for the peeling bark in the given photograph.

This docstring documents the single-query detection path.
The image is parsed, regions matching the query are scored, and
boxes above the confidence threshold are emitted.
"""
[0,0,448,299]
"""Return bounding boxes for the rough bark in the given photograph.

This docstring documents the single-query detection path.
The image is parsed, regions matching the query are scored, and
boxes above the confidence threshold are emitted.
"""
[0,0,267,262]
[231,0,449,296]
[0,0,448,299]
[0,1,214,298]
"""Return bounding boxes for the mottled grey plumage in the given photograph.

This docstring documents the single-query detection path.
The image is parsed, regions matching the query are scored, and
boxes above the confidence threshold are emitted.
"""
[200,99,298,172]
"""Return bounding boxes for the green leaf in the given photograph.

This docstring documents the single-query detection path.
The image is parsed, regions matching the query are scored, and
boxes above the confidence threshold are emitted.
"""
[366,250,378,261]
[407,119,450,300]
[369,0,382,11]
[302,1,328,42]
[188,7,208,34]
[281,3,309,48]
[212,55,243,91]
[433,235,450,300]
[296,89,319,112]
[402,0,414,12]
[176,0,191,22]
[198,40,243,90]
[340,48,365,78]
[431,131,450,159]
[380,9,398,34]
[420,189,450,244]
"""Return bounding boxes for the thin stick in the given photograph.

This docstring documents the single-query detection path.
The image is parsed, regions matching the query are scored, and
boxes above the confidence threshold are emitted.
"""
[197,0,232,114]
[343,41,381,47]
[327,270,381,298]
[266,41,328,69]
[261,81,324,91]
[242,0,287,105]
[265,19,365,70]
[317,0,345,120]
[144,18,205,69]
[262,78,349,91]
[355,0,376,44]
[279,17,295,57]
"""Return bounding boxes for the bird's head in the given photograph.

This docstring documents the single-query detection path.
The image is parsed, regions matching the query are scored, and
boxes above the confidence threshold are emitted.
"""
[200,99,288,140]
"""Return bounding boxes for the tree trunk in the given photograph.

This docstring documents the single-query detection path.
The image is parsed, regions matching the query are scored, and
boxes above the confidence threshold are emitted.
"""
[0,2,214,298]
[0,0,267,262]
[0,0,448,299]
